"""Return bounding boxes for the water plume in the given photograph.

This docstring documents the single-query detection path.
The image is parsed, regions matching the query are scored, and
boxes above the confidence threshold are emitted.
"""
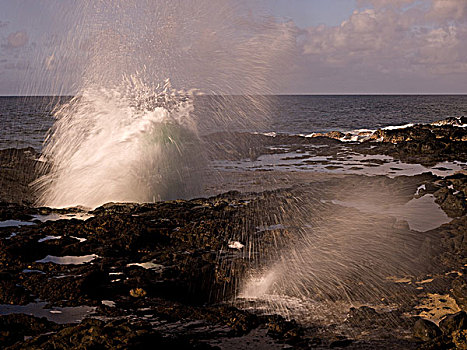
[236,179,441,326]
[33,0,294,208]
[35,78,201,208]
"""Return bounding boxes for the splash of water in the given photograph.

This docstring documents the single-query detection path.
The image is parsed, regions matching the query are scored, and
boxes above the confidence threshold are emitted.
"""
[27,1,445,334]
[34,78,202,208]
[235,179,441,327]
[33,0,294,208]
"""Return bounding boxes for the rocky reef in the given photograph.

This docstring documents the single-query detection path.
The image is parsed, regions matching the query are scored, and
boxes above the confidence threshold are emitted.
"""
[0,121,466,349]
[206,118,467,167]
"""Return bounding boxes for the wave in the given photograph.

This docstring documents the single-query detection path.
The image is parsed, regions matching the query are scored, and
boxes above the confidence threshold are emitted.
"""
[254,116,466,143]
[33,79,204,209]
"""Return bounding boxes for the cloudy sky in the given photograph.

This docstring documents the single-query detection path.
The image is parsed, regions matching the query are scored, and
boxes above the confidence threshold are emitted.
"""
[0,0,466,94]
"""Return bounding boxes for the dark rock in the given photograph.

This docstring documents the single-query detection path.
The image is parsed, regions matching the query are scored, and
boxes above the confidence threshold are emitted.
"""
[439,312,467,335]
[452,276,467,311]
[452,329,467,349]
[440,216,467,263]
[266,314,303,342]
[0,148,44,205]
[434,187,466,218]
[6,318,218,350]
[431,116,467,127]
[329,338,353,348]
[325,131,345,140]
[0,278,33,305]
[347,306,380,324]
[418,337,454,350]
[414,319,442,341]
[0,142,466,348]
[362,124,467,166]
[0,314,60,347]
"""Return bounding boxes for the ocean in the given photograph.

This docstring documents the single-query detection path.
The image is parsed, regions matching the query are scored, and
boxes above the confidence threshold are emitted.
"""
[1,95,466,150]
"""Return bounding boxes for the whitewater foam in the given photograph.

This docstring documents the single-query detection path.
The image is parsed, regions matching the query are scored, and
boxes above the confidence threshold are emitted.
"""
[34,80,202,209]
[32,0,294,208]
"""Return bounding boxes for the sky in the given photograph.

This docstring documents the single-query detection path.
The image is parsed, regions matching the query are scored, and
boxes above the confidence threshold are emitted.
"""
[0,0,467,94]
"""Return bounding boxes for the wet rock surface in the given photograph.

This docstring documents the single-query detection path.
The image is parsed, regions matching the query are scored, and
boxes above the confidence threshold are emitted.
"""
[414,319,442,341]
[0,173,465,348]
[1,122,466,349]
[0,313,61,347]
[204,122,467,168]
[415,312,467,350]
[0,148,44,206]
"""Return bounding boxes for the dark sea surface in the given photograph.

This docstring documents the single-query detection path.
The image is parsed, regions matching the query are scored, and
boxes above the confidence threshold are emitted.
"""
[268,95,467,135]
[1,95,466,150]
[0,96,71,150]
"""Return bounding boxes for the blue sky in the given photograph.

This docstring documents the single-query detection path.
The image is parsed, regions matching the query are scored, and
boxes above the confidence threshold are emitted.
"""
[0,0,357,32]
[1,0,467,94]
[268,0,358,27]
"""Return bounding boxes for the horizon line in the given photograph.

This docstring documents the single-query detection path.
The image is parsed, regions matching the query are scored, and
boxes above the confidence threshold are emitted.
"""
[1,93,467,97]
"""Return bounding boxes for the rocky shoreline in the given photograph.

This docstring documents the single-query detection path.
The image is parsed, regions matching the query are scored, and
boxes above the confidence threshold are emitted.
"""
[0,121,466,349]
[206,118,467,167]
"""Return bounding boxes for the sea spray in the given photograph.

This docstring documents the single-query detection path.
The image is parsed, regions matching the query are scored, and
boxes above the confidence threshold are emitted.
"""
[32,0,425,327]
[34,78,202,208]
[234,180,440,326]
[33,0,295,208]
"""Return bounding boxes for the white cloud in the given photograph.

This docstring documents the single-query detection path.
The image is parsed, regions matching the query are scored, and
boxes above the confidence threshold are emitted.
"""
[428,0,467,22]
[299,0,467,77]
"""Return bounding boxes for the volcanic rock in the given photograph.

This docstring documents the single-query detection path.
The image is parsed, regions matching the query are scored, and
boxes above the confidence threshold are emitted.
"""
[0,148,43,205]
[439,311,467,335]
[414,319,442,341]
[452,277,467,311]
[0,314,60,348]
